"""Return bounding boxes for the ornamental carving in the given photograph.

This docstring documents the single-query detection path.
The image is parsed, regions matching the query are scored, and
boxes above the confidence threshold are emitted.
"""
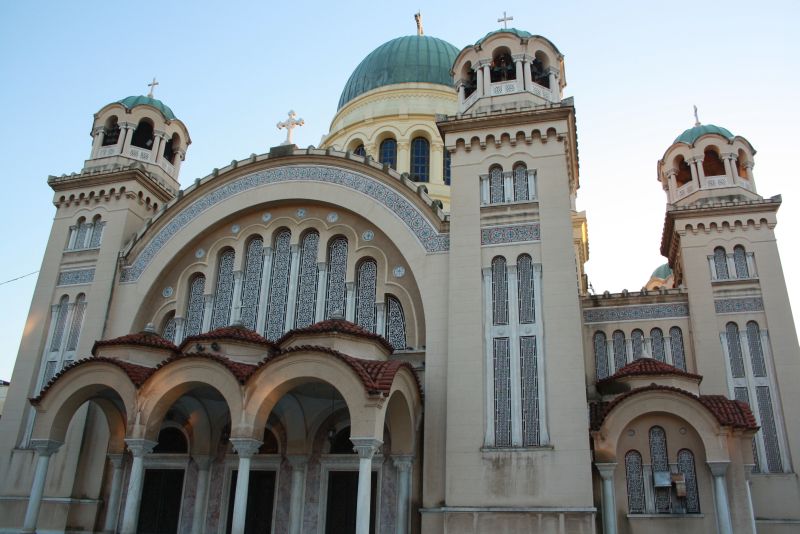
[481,223,541,246]
[57,268,95,286]
[714,297,764,314]
[583,302,690,323]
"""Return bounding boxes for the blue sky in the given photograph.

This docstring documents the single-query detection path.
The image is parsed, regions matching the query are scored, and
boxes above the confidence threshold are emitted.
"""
[0,0,798,381]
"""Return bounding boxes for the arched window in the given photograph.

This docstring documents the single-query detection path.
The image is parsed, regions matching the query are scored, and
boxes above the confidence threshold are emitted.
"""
[329,427,356,454]
[379,138,397,169]
[631,329,644,359]
[50,295,70,352]
[325,237,348,318]
[154,427,188,454]
[163,133,180,164]
[702,148,726,176]
[462,61,477,97]
[185,274,206,337]
[489,165,504,204]
[491,256,508,325]
[161,312,177,343]
[737,149,748,178]
[102,116,120,146]
[355,259,377,332]
[649,426,671,513]
[517,254,535,324]
[88,215,104,248]
[532,52,550,87]
[757,386,784,472]
[670,326,686,370]
[675,156,692,187]
[493,337,512,447]
[677,449,700,513]
[593,331,608,379]
[130,118,155,150]
[520,335,539,446]
[385,295,406,350]
[265,229,292,340]
[725,322,745,378]
[491,48,515,82]
[443,150,451,185]
[625,450,645,514]
[651,328,665,362]
[240,237,264,330]
[74,217,89,250]
[733,245,749,278]
[714,247,729,280]
[612,330,626,372]
[513,163,529,201]
[353,143,366,157]
[746,321,766,377]
[410,137,430,182]
[65,293,87,352]
[211,249,235,329]
[294,231,320,329]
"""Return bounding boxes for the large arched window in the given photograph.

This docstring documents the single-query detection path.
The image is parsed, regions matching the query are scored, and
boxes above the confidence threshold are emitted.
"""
[65,293,87,353]
[185,274,206,338]
[49,295,70,352]
[631,329,644,360]
[520,335,539,446]
[612,330,626,372]
[517,254,535,324]
[211,249,236,329]
[677,449,700,513]
[713,247,729,280]
[74,217,89,250]
[353,143,366,157]
[733,245,749,278]
[493,337,512,447]
[670,326,686,370]
[385,295,406,350]
[355,258,377,332]
[88,215,104,248]
[410,137,430,182]
[325,236,348,318]
[593,331,608,379]
[490,48,514,82]
[379,138,397,169]
[725,322,745,378]
[130,118,155,149]
[746,321,766,377]
[651,328,665,362]
[489,165,504,204]
[294,231,320,328]
[513,163,529,201]
[240,237,264,330]
[625,450,645,514]
[491,256,508,325]
[649,426,671,513]
[265,229,292,340]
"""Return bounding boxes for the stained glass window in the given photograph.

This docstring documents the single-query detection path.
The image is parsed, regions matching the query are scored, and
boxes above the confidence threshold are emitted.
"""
[631,329,644,360]
[65,294,86,351]
[325,237,348,318]
[444,150,451,185]
[294,231,320,328]
[733,245,749,278]
[162,312,177,343]
[625,450,645,514]
[410,137,429,182]
[240,237,264,330]
[493,337,511,447]
[491,257,508,325]
[725,322,745,378]
[649,426,671,513]
[89,221,105,248]
[746,321,766,377]
[651,328,665,362]
[734,387,760,472]
[210,249,235,329]
[185,275,206,337]
[613,330,626,372]
[50,296,69,352]
[386,295,406,350]
[489,166,504,204]
[677,449,700,513]
[757,386,783,472]
[517,255,535,324]
[355,259,377,332]
[520,336,539,446]
[714,247,729,280]
[594,331,608,379]
[265,230,292,340]
[513,164,529,201]
[670,326,686,370]
[379,138,397,169]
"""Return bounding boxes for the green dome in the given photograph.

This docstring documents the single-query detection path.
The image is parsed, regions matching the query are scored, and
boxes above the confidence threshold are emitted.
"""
[651,263,673,279]
[116,95,177,121]
[674,124,733,145]
[474,27,533,46]
[337,35,459,110]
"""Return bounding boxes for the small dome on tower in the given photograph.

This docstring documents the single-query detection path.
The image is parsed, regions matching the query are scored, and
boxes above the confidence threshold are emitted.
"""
[116,95,177,121]
[674,123,734,145]
[474,27,534,46]
[651,263,673,280]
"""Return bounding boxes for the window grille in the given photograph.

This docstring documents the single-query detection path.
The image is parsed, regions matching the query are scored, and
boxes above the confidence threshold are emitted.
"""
[734,387,760,472]
[756,386,784,472]
[625,450,645,514]
[386,295,406,350]
[670,327,686,370]
[443,150,451,185]
[594,331,608,379]
[88,221,105,248]
[493,338,512,447]
[65,294,86,351]
[185,275,206,337]
[240,238,264,330]
[355,259,377,332]
[50,296,69,351]
[631,329,644,360]
[725,322,745,378]
[520,336,539,446]
[294,231,320,328]
[651,328,665,362]
[74,222,89,250]
[613,330,626,372]
[489,166,504,204]
[517,255,535,324]
[210,249,235,329]
[649,426,671,513]
[746,321,766,377]
[714,247,729,280]
[265,230,292,340]
[733,246,749,278]
[513,164,528,201]
[162,313,177,343]
[491,257,508,325]
[325,237,348,318]
[677,450,700,513]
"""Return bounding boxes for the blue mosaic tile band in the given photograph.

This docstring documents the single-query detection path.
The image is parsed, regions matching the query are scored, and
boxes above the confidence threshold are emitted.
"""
[120,165,450,282]
[583,302,690,323]
[715,297,764,314]
[57,268,95,286]
[481,223,541,246]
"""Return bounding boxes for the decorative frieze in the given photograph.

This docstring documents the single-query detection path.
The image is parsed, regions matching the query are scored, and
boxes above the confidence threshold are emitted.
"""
[481,223,541,246]
[583,303,690,324]
[56,268,95,286]
[715,297,764,314]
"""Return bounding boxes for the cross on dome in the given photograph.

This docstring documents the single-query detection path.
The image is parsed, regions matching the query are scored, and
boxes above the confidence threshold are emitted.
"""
[147,77,159,98]
[414,12,424,36]
[277,110,305,146]
[693,105,701,126]
[498,11,514,29]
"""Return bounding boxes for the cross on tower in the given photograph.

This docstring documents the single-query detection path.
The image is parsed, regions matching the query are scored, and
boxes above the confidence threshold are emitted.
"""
[498,11,514,29]
[277,110,305,146]
[147,77,159,98]
[693,105,701,126]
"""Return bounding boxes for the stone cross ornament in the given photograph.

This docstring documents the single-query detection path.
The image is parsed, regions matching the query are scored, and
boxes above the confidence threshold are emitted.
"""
[277,110,305,146]
[147,77,159,98]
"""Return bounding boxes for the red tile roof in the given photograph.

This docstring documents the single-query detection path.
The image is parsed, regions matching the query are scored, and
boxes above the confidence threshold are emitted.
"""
[92,331,178,355]
[276,319,394,353]
[157,352,259,384]
[597,358,702,385]
[180,326,275,352]
[589,384,758,431]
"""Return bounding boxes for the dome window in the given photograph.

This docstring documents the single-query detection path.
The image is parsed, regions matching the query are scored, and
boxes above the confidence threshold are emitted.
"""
[353,144,366,157]
[131,118,155,150]
[379,138,397,170]
[410,137,430,182]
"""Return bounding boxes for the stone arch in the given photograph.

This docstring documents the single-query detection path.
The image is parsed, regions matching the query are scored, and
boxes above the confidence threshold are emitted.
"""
[381,371,421,454]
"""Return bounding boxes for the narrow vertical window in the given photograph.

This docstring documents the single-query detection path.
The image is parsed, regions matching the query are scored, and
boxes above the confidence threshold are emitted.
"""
[517,254,535,324]
[210,249,235,329]
[513,163,528,201]
[265,230,292,340]
[294,231,320,328]
[240,237,264,331]
[649,426,671,513]
[410,137,429,182]
[594,331,608,379]
[612,330,626,372]
[491,257,508,325]
[379,138,397,169]
[733,245,749,278]
[726,322,745,378]
[325,237,348,318]
[520,336,539,446]
[185,275,206,337]
[355,259,377,332]
[65,294,87,352]
[625,450,645,514]
[50,296,70,352]
[734,387,760,472]
[74,219,89,250]
[493,337,512,447]
[386,295,406,350]
[88,218,104,248]
[714,247,729,280]
[670,326,686,370]
[631,329,644,360]
[651,328,665,362]
[162,312,177,344]
[443,150,451,185]
[489,166,504,204]
[746,321,766,377]
[756,386,784,472]
[677,450,700,513]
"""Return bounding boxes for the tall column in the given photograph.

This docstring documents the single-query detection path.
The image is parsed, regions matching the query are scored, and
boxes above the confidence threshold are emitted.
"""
[375,302,386,338]
[287,455,308,534]
[351,438,382,534]
[457,82,465,106]
[315,262,328,322]
[512,55,524,90]
[595,463,618,534]
[476,67,484,97]
[192,456,213,534]
[201,294,214,332]
[522,59,533,91]
[120,122,136,156]
[120,439,157,534]
[482,62,492,95]
[743,161,754,181]
[230,270,244,325]
[91,127,105,155]
[548,68,560,101]
[229,438,262,534]
[345,281,356,322]
[256,246,274,334]
[708,461,733,534]
[284,244,301,331]
[152,131,165,164]
[722,154,735,181]
[102,453,125,534]
[21,439,62,533]
[689,157,699,183]
[666,169,678,199]
[392,456,413,534]
[695,157,706,180]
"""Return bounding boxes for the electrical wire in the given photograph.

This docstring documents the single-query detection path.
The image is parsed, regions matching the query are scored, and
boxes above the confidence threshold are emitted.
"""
[0,270,39,287]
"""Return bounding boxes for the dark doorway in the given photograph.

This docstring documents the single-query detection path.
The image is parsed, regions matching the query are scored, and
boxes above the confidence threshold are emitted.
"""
[325,471,377,534]
[137,469,184,534]
[225,470,276,534]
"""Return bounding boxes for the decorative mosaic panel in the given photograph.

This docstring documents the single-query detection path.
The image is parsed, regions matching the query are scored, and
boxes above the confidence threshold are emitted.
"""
[493,337,512,447]
[355,259,377,332]
[240,238,264,330]
[294,232,320,329]
[756,386,783,473]
[210,249,235,329]
[677,450,700,513]
[386,295,406,350]
[520,336,539,446]
[481,224,541,246]
[714,297,764,314]
[583,302,689,323]
[625,450,645,514]
[57,268,95,286]
[120,165,450,282]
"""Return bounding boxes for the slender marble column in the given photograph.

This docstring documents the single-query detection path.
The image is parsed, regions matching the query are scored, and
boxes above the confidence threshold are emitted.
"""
[229,438,262,534]
[457,83,465,105]
[512,55,524,89]
[476,67,484,97]
[392,456,413,534]
[102,454,125,534]
[482,63,491,95]
[351,438,382,534]
[548,68,559,101]
[375,302,386,338]
[21,439,62,533]
[230,270,244,325]
[256,246,274,335]
[345,281,356,322]
[192,456,213,534]
[595,463,618,534]
[522,60,533,91]
[708,461,733,534]
[287,455,308,534]
[120,439,157,534]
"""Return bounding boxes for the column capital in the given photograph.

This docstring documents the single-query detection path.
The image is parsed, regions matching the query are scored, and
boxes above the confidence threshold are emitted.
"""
[125,438,157,457]
[350,437,383,459]
[230,437,262,458]
[511,53,529,62]
[30,439,63,457]
[707,460,730,477]
[286,454,309,469]
[108,453,125,468]
[743,161,754,170]
[193,454,214,470]
[392,455,414,471]
[290,243,300,253]
[594,462,618,480]
[476,59,492,68]
[665,168,678,178]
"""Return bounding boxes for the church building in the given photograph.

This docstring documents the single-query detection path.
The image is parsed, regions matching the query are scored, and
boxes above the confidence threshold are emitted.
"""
[0,18,798,534]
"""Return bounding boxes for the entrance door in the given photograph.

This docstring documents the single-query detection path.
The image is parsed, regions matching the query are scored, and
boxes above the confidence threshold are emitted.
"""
[325,471,377,534]
[225,470,276,534]
[137,469,185,534]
